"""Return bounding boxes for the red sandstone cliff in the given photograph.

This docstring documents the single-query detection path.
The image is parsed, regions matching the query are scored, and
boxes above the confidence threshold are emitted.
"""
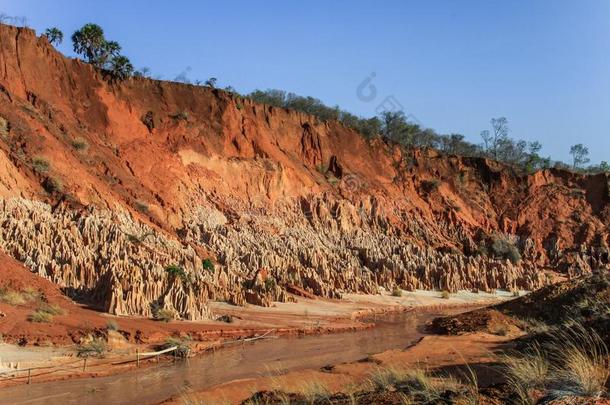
[0,24,608,319]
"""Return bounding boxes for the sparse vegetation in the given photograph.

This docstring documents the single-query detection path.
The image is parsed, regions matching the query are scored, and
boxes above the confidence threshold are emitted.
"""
[38,302,64,316]
[43,176,63,194]
[29,303,63,323]
[32,156,50,173]
[298,379,330,404]
[264,277,276,292]
[134,200,149,213]
[440,290,450,299]
[76,336,106,358]
[0,287,39,305]
[29,309,54,323]
[391,287,403,297]
[159,336,191,358]
[0,116,9,137]
[106,320,119,331]
[502,322,609,402]
[141,111,154,132]
[202,258,215,272]
[421,179,441,193]
[491,234,521,264]
[70,137,88,150]
[154,307,176,322]
[171,111,189,121]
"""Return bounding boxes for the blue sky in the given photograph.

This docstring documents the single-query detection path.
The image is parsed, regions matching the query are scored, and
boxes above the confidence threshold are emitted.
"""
[2,0,609,164]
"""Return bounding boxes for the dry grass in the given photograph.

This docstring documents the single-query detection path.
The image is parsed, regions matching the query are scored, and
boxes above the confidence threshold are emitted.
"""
[369,365,463,401]
[546,323,609,399]
[503,344,549,404]
[154,308,176,322]
[502,321,609,403]
[38,302,64,315]
[0,287,39,305]
[28,302,64,323]
[32,156,50,173]
[29,309,54,323]
[298,379,330,404]
[77,337,107,358]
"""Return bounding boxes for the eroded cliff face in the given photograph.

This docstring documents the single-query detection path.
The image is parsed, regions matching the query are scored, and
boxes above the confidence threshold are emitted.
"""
[0,24,608,320]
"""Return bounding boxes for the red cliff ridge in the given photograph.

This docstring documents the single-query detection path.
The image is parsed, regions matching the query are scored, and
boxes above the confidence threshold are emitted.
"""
[0,24,608,320]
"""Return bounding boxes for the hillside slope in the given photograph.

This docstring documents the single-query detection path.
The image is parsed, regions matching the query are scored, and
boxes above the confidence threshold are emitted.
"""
[0,24,608,320]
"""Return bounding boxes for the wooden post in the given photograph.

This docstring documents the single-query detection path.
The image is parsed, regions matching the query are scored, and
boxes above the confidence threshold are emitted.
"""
[82,358,87,372]
[27,369,31,384]
[136,349,140,367]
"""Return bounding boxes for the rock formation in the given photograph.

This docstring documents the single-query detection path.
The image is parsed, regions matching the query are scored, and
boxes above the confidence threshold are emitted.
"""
[0,24,608,320]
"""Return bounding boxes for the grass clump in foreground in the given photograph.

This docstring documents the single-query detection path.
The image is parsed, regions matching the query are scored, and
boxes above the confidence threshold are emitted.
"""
[368,366,468,402]
[503,321,609,403]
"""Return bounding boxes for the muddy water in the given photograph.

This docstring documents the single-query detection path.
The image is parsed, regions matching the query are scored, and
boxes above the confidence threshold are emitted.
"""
[2,309,459,405]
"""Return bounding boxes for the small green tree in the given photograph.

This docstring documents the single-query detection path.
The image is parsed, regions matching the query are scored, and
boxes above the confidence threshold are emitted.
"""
[205,77,217,88]
[570,144,590,170]
[44,27,63,45]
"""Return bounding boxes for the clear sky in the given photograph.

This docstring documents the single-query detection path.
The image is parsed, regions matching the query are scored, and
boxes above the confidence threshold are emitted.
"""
[2,0,609,164]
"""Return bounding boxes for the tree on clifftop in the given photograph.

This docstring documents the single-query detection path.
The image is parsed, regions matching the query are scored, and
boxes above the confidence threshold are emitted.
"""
[44,27,63,45]
[107,55,134,82]
[71,24,108,67]
[71,23,133,82]
[570,143,590,170]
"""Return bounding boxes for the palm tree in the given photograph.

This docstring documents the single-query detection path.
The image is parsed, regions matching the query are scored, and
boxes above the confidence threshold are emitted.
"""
[107,55,134,82]
[71,24,107,67]
[44,27,63,46]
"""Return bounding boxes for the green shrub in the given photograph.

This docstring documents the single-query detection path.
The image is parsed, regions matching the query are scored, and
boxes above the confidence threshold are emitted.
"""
[391,287,403,297]
[202,258,215,272]
[165,265,186,279]
[441,290,450,299]
[264,277,276,291]
[32,157,50,173]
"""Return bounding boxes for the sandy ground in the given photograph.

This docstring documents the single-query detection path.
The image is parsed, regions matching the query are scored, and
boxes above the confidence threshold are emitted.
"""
[0,288,513,387]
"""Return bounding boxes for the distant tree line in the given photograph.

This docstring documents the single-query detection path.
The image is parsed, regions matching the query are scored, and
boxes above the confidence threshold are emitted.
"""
[247,89,607,175]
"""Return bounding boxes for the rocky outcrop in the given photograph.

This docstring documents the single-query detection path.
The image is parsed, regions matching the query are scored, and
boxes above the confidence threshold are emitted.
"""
[0,24,608,320]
